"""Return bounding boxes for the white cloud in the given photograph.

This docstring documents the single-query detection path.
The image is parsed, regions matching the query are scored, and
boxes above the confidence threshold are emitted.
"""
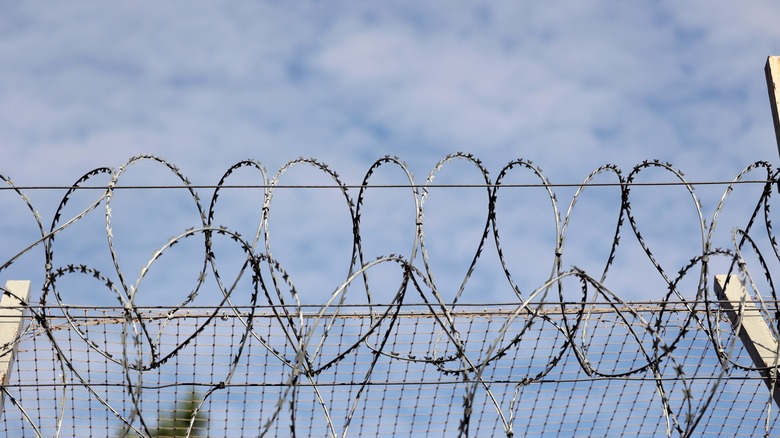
[1,1,779,301]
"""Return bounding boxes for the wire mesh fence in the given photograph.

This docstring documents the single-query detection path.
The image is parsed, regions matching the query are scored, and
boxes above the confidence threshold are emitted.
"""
[2,155,780,436]
[1,302,779,437]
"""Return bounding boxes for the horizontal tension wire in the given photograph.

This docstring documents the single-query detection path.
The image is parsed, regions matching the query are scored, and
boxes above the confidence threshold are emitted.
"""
[1,179,776,191]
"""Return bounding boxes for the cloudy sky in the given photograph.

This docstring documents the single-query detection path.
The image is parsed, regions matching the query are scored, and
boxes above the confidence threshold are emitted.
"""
[2,1,780,304]
[4,3,780,435]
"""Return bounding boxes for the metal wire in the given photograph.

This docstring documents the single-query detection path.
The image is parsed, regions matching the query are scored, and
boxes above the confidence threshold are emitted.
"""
[0,154,779,437]
[0,178,774,191]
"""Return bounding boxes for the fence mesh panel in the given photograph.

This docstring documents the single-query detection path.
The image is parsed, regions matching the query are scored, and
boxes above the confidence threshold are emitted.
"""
[1,303,778,437]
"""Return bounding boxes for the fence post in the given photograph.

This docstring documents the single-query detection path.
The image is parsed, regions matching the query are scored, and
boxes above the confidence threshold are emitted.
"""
[766,56,780,155]
[715,275,780,408]
[0,280,31,417]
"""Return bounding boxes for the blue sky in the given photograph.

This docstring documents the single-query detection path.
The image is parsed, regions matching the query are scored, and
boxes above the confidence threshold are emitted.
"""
[2,1,780,302]
[2,2,779,182]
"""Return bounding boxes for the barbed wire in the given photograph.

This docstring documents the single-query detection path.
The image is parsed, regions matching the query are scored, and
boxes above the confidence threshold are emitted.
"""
[0,154,779,437]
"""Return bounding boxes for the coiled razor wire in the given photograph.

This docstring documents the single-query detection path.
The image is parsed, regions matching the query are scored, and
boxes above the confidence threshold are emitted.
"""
[0,154,779,436]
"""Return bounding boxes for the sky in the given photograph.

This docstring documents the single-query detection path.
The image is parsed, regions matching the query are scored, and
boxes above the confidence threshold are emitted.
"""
[2,1,780,304]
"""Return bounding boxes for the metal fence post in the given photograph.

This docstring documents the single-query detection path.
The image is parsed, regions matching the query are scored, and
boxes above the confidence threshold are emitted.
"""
[715,275,780,408]
[766,56,780,156]
[0,280,31,418]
